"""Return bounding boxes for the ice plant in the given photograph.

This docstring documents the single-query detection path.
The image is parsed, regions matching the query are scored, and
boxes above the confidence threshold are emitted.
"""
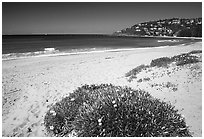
[44,84,192,137]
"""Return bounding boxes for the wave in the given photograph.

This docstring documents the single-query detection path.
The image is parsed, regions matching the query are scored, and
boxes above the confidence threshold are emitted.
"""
[2,48,59,60]
[157,39,180,43]
[2,45,179,61]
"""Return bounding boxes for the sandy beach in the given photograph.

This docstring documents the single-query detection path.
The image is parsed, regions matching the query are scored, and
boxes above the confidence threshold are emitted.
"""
[2,41,202,137]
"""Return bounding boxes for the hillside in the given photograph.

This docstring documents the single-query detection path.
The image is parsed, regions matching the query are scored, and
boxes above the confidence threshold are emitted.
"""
[114,18,202,37]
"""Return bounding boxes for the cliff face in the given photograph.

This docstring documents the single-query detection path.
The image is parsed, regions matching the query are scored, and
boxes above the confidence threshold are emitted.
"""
[114,18,202,37]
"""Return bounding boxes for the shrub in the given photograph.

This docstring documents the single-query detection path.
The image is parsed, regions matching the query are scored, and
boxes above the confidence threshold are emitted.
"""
[125,64,149,78]
[171,54,200,66]
[188,50,202,54]
[143,77,151,81]
[176,58,199,66]
[150,57,172,67]
[44,85,90,136]
[44,84,192,137]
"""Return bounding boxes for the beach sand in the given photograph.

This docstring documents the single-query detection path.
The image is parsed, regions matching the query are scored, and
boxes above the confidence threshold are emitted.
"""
[2,42,202,137]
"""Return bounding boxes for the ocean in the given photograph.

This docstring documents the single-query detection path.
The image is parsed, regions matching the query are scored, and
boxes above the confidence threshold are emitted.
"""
[2,34,200,60]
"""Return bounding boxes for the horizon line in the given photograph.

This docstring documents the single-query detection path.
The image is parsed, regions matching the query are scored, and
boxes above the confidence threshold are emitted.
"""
[2,33,113,35]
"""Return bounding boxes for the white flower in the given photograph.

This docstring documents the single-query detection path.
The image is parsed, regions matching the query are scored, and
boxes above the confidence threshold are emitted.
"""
[114,104,117,107]
[71,98,75,101]
[98,118,102,123]
[112,100,116,104]
[50,110,56,116]
[49,126,54,130]
[121,94,125,97]
[99,122,102,126]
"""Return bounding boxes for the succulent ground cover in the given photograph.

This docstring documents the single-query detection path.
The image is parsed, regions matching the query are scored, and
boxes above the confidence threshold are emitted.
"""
[126,50,201,82]
[150,82,178,92]
[44,84,192,137]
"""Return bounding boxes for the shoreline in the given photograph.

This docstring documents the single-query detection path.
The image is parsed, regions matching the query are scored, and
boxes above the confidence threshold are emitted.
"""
[2,41,200,61]
[113,34,202,40]
[2,47,161,61]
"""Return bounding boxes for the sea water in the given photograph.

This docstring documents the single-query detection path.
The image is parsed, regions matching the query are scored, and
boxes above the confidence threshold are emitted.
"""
[2,34,199,60]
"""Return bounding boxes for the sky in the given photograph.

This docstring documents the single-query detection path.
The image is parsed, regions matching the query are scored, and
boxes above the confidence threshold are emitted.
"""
[2,2,202,34]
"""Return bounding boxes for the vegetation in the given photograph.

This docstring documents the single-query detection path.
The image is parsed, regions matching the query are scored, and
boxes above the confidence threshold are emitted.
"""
[150,57,172,67]
[151,82,178,92]
[125,64,149,77]
[44,84,192,137]
[126,51,201,81]
[114,18,202,37]
[188,50,202,54]
[172,53,200,66]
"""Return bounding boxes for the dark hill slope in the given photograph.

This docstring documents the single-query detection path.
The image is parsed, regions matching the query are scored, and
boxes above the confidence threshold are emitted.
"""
[114,18,202,37]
